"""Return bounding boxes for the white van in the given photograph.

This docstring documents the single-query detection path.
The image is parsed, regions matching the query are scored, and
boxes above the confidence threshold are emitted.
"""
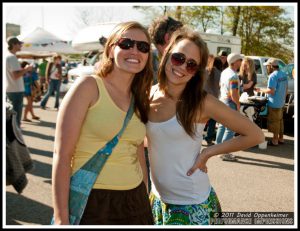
[200,32,241,56]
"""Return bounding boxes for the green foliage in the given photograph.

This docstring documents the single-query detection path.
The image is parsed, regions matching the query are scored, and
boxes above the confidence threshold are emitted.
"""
[177,6,220,32]
[225,6,294,62]
[135,5,294,62]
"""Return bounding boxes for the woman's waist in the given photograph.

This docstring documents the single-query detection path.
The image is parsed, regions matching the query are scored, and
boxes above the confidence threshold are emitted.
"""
[151,169,211,203]
[72,146,139,166]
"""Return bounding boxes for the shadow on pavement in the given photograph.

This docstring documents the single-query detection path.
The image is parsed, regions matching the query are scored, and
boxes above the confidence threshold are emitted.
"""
[28,147,53,158]
[245,142,294,160]
[235,156,294,171]
[24,120,56,129]
[6,192,53,225]
[22,130,54,142]
[29,160,52,179]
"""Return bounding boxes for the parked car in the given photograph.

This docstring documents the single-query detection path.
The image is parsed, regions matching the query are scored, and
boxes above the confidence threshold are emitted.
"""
[68,65,95,82]
[67,52,101,82]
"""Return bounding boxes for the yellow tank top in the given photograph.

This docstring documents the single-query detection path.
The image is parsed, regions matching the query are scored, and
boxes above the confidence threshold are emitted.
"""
[71,75,145,190]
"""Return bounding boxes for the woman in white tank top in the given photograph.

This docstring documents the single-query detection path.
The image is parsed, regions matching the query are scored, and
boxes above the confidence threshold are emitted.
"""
[146,27,264,225]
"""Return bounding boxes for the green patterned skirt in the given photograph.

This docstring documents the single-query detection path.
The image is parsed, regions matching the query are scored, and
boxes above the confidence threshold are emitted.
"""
[149,187,221,225]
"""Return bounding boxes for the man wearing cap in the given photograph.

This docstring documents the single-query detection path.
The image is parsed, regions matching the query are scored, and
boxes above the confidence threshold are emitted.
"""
[6,36,33,127]
[216,53,244,161]
[255,58,288,146]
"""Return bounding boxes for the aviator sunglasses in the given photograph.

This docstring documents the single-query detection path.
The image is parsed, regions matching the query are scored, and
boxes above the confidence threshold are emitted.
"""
[115,37,150,54]
[170,52,199,74]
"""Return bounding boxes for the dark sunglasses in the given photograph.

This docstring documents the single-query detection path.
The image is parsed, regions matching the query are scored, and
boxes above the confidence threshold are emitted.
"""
[170,52,199,74]
[115,37,150,54]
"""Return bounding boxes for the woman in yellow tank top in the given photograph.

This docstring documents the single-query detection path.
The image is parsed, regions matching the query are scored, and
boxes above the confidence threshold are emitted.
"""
[52,22,154,225]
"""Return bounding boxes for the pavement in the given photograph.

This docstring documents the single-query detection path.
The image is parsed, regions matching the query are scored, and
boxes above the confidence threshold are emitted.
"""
[5,96,296,226]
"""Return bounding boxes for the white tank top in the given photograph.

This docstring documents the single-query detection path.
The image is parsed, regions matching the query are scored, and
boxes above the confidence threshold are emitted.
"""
[146,116,211,205]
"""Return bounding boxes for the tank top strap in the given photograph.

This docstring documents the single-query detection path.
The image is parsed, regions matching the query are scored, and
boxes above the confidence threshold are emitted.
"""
[90,74,107,99]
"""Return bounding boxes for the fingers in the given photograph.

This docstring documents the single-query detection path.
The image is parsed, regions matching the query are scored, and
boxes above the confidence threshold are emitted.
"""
[187,166,207,176]
[187,167,196,176]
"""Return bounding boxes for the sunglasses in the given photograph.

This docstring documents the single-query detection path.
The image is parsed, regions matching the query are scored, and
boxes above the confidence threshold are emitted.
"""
[115,37,150,54]
[170,52,199,74]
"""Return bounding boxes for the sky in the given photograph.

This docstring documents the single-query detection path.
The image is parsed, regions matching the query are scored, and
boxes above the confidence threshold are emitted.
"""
[4,3,147,41]
[3,3,296,42]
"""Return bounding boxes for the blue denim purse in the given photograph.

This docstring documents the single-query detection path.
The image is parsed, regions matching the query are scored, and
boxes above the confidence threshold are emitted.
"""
[51,97,135,225]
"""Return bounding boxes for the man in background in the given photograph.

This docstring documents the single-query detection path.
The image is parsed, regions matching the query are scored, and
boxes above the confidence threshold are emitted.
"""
[255,58,288,146]
[6,36,33,127]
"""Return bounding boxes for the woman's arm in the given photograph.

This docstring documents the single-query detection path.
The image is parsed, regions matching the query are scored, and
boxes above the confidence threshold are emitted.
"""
[137,141,149,193]
[243,80,254,90]
[52,76,99,224]
[188,94,264,175]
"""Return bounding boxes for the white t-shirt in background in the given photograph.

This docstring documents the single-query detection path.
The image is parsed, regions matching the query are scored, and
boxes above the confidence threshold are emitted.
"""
[6,50,24,92]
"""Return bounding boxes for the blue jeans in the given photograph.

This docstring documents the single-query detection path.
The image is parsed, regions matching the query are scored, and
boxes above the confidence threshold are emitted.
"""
[40,79,61,108]
[216,101,237,144]
[6,92,24,127]
[204,119,217,142]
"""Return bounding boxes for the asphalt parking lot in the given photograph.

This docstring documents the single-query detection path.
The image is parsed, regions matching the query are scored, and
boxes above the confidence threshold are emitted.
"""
[5,96,295,226]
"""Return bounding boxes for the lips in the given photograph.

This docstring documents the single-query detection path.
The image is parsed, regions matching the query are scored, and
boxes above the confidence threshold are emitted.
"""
[172,68,185,78]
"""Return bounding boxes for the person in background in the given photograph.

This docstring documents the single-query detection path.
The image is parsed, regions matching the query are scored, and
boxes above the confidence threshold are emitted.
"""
[6,36,33,127]
[203,55,221,146]
[40,55,62,110]
[217,50,229,71]
[38,58,48,94]
[238,57,257,96]
[51,21,154,225]
[215,53,244,162]
[146,27,264,225]
[148,16,183,84]
[21,61,40,122]
[254,58,288,146]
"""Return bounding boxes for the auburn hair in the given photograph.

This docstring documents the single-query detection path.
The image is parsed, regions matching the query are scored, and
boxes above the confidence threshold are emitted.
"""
[158,27,209,137]
[95,21,153,123]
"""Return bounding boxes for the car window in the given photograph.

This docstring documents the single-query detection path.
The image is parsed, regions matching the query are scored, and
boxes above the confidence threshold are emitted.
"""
[254,59,262,74]
[217,47,231,55]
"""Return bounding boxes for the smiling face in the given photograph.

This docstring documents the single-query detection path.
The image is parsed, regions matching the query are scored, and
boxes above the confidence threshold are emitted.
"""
[110,28,150,75]
[165,39,200,86]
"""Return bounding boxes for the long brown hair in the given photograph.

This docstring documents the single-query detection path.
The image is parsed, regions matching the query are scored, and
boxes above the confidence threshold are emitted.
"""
[158,27,209,137]
[239,56,255,81]
[96,21,153,124]
[206,54,215,75]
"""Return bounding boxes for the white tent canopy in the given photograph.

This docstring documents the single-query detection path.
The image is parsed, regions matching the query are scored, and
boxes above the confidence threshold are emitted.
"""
[17,27,83,54]
[72,22,120,51]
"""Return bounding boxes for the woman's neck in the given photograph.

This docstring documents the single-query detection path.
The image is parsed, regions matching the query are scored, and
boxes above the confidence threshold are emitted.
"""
[105,68,134,96]
[164,83,185,101]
